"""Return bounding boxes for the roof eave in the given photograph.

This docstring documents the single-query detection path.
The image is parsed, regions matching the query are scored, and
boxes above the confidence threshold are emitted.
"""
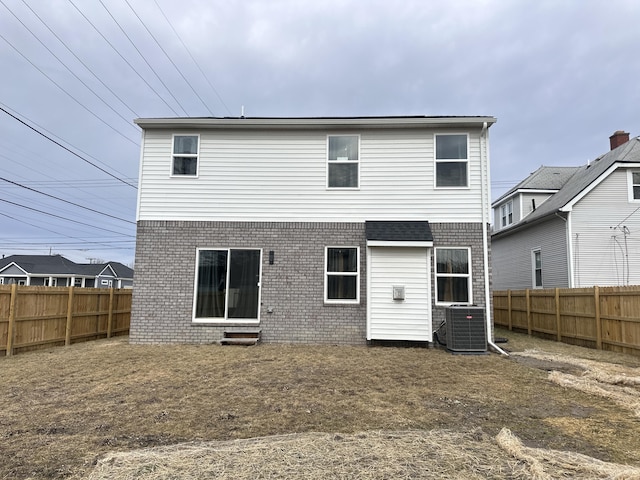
[134,116,497,130]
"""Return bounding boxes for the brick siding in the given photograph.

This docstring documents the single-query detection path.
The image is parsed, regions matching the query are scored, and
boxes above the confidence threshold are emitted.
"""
[130,221,490,345]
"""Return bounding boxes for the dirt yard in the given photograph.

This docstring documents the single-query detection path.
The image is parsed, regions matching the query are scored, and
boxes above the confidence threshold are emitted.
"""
[1,328,640,479]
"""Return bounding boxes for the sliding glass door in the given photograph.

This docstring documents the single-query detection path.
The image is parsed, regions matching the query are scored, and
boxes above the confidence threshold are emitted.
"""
[195,249,261,321]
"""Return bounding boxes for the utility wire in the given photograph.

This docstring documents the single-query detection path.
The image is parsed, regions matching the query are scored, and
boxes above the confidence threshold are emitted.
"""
[0,212,133,249]
[123,0,213,115]
[18,0,139,119]
[67,0,180,116]
[0,31,139,146]
[0,198,134,237]
[0,105,137,189]
[0,176,135,224]
[1,0,139,131]
[152,0,232,116]
[0,103,136,183]
[96,0,189,116]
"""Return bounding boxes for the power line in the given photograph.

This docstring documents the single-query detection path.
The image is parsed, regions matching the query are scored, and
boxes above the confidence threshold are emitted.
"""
[0,176,135,224]
[96,0,190,116]
[0,0,139,134]
[0,105,137,189]
[123,0,213,115]
[0,32,139,146]
[0,212,133,250]
[0,198,134,237]
[152,0,232,116]
[0,104,136,184]
[18,0,139,119]
[67,0,181,116]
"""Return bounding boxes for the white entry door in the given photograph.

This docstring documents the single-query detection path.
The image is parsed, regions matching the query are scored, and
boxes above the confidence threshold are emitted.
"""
[367,247,432,341]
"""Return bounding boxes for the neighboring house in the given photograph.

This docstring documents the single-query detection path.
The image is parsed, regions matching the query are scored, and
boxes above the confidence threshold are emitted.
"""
[492,131,640,290]
[130,115,497,346]
[0,255,134,288]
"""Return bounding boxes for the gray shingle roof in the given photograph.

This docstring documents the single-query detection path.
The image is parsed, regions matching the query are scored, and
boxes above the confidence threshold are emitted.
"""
[365,221,433,242]
[0,255,133,278]
[494,166,580,205]
[494,137,640,236]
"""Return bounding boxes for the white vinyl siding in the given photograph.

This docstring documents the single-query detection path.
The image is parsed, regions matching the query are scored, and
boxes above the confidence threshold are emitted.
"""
[521,193,553,218]
[138,129,485,223]
[571,168,640,286]
[367,247,431,341]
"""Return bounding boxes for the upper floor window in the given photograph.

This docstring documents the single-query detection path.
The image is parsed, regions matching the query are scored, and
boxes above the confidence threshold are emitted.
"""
[325,246,360,303]
[327,135,359,188]
[629,171,640,200]
[172,134,199,176]
[435,134,468,188]
[500,201,513,227]
[435,247,471,304]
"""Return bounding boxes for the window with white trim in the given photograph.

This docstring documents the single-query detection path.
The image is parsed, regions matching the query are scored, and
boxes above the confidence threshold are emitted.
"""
[325,247,359,302]
[630,171,640,200]
[532,249,543,288]
[327,135,359,188]
[435,247,471,304]
[435,134,468,187]
[500,201,513,227]
[172,134,199,176]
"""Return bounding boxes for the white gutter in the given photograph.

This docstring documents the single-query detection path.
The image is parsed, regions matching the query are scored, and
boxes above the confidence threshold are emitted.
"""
[555,212,574,288]
[480,122,509,356]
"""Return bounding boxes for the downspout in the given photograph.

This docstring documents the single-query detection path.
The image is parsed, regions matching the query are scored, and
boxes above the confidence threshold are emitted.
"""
[555,212,574,288]
[480,122,509,356]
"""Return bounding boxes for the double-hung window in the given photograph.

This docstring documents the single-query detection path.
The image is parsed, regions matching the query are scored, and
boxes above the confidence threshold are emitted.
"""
[500,201,513,227]
[172,134,199,176]
[629,171,640,201]
[435,134,468,187]
[327,135,359,188]
[435,247,471,304]
[532,249,543,288]
[325,247,359,303]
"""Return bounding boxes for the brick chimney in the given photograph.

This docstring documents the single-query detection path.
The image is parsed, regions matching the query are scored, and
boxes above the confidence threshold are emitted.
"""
[610,130,630,150]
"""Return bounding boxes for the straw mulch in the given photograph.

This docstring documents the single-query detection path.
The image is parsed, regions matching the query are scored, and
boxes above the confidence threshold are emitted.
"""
[513,350,640,417]
[87,428,640,480]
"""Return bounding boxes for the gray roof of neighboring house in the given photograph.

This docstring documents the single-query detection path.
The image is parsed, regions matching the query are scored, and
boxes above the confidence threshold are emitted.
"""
[494,137,640,237]
[365,221,433,242]
[493,166,581,205]
[0,255,133,278]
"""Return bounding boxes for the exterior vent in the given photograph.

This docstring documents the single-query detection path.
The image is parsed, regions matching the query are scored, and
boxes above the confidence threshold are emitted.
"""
[445,306,487,353]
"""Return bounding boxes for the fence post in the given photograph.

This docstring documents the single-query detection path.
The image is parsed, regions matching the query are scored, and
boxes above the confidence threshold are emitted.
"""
[6,284,17,357]
[65,286,74,346]
[594,286,602,349]
[507,290,512,330]
[526,288,532,335]
[555,288,561,341]
[107,288,114,338]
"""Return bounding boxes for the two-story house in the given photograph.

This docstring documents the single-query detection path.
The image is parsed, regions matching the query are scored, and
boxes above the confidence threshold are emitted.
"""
[492,131,640,290]
[130,116,497,346]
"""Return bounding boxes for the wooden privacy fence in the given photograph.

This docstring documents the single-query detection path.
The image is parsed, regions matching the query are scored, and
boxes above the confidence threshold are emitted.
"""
[0,285,131,356]
[494,286,640,356]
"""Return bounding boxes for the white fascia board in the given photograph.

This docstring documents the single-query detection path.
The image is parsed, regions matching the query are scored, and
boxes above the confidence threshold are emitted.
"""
[135,116,497,131]
[0,262,28,275]
[367,240,434,247]
[98,264,117,277]
[559,163,640,212]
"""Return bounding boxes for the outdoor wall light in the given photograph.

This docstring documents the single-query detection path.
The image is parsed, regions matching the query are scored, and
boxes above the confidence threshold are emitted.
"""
[269,250,274,265]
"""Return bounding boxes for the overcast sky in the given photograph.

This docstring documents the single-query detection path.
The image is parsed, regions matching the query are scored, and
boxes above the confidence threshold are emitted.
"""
[1,0,639,266]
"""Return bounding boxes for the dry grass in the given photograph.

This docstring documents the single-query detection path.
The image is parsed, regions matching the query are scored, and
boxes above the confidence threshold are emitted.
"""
[1,328,640,479]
